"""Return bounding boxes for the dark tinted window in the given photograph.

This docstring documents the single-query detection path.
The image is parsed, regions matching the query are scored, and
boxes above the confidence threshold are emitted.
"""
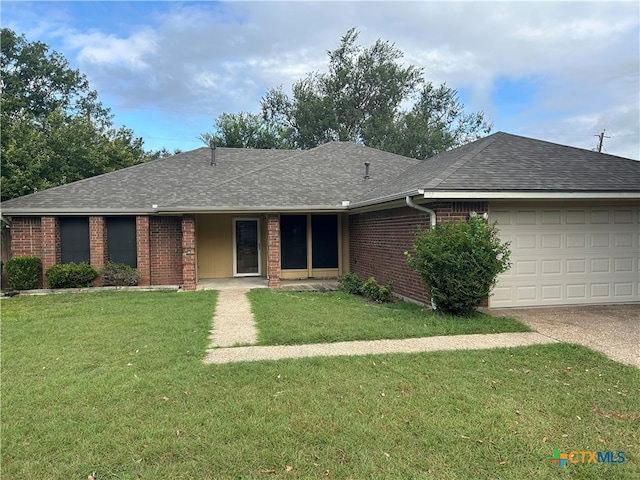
[312,215,338,268]
[107,217,137,267]
[281,215,307,269]
[60,217,90,264]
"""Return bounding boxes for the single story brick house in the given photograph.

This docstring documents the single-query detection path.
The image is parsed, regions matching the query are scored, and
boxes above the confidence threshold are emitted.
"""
[2,132,639,307]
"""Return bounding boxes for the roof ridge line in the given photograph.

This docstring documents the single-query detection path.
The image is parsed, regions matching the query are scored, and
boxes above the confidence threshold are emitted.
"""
[422,133,502,189]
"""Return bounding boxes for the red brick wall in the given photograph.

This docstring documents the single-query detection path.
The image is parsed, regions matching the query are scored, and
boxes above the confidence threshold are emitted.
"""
[9,214,189,289]
[41,217,59,288]
[349,206,431,304]
[136,216,151,286]
[149,216,183,286]
[10,217,43,258]
[89,216,107,286]
[181,215,196,290]
[267,214,281,287]
[349,202,488,304]
[10,217,45,287]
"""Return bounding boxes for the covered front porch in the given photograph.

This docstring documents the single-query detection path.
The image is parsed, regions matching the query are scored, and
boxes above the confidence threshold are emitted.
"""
[195,212,349,287]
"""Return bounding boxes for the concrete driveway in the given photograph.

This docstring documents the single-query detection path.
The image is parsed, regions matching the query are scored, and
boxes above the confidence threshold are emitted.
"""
[487,304,640,368]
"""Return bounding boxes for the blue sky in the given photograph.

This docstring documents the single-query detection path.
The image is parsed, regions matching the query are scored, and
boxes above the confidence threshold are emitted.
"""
[2,1,639,159]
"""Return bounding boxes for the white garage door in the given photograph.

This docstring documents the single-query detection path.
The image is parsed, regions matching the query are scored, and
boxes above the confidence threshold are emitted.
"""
[490,204,640,307]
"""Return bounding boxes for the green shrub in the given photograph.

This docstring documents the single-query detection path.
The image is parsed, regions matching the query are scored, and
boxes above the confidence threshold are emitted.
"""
[45,262,98,289]
[406,215,511,317]
[337,272,364,295]
[101,262,140,286]
[362,277,392,303]
[5,256,41,290]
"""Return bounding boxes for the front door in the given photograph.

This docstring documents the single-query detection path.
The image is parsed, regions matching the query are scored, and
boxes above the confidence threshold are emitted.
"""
[233,218,261,276]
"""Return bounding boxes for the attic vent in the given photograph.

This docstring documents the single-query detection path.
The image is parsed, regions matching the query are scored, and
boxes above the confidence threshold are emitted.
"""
[364,162,370,179]
[209,143,216,166]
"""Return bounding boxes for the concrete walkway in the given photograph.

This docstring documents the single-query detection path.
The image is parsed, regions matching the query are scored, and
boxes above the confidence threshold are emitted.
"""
[208,288,258,347]
[204,287,558,364]
[203,331,557,364]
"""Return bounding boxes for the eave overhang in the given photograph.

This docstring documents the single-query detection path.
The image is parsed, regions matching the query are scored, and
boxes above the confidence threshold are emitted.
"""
[348,189,640,213]
[420,190,640,200]
[1,205,351,216]
[3,192,637,217]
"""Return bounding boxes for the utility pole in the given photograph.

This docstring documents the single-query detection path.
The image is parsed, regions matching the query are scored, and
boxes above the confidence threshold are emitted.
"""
[595,130,610,153]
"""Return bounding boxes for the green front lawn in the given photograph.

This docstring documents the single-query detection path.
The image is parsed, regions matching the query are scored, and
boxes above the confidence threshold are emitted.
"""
[250,289,529,345]
[2,291,638,479]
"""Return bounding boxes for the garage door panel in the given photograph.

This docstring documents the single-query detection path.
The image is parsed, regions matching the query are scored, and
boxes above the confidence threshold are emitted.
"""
[591,284,611,298]
[490,204,640,307]
[615,283,634,297]
[614,257,633,272]
[541,260,561,274]
[591,210,610,223]
[541,210,561,224]
[541,234,561,248]
[567,234,586,248]
[591,258,611,273]
[516,260,537,275]
[590,233,610,248]
[614,210,633,223]
[542,285,562,300]
[566,284,587,299]
[516,286,537,301]
[567,210,586,224]
[516,234,537,249]
[566,259,586,274]
[516,211,536,224]
[614,233,633,247]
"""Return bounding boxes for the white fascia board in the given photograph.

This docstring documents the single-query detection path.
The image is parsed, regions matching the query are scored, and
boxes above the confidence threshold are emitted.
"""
[1,208,155,216]
[157,205,349,214]
[420,191,640,200]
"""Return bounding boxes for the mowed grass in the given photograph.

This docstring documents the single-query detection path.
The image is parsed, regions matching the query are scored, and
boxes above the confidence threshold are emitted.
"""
[2,291,639,479]
[249,289,530,345]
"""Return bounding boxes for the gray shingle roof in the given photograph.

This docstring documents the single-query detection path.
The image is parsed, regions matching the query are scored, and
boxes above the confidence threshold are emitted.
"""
[357,132,640,204]
[0,142,419,214]
[2,133,638,216]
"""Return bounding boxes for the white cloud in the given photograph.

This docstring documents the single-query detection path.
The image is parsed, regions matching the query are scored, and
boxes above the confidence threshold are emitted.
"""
[66,29,158,70]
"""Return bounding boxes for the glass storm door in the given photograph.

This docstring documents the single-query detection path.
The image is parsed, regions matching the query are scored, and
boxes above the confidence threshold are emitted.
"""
[234,219,261,276]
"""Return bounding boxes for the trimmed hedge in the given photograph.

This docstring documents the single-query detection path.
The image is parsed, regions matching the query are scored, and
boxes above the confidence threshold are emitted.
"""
[5,256,41,290]
[101,262,140,286]
[362,277,392,303]
[338,272,392,303]
[45,262,98,289]
[337,271,364,295]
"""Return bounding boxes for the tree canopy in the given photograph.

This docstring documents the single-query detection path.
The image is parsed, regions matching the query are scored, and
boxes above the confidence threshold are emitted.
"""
[202,28,491,158]
[1,28,156,201]
[198,112,290,149]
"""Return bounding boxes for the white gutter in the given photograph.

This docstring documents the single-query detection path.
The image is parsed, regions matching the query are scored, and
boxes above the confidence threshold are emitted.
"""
[406,196,436,230]
[421,191,640,200]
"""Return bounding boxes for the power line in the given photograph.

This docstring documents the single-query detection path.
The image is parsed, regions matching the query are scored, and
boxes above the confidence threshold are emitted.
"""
[594,130,611,153]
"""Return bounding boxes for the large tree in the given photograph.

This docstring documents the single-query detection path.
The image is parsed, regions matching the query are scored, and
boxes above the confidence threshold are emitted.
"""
[1,28,151,201]
[202,28,491,157]
[198,112,290,149]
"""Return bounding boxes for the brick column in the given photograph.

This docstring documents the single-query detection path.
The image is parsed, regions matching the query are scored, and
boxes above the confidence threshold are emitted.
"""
[89,216,107,285]
[41,217,59,288]
[267,214,281,287]
[181,215,196,290]
[136,216,151,286]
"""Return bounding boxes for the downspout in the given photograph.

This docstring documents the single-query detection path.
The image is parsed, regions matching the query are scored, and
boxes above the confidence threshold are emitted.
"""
[405,196,437,310]
[405,196,436,230]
